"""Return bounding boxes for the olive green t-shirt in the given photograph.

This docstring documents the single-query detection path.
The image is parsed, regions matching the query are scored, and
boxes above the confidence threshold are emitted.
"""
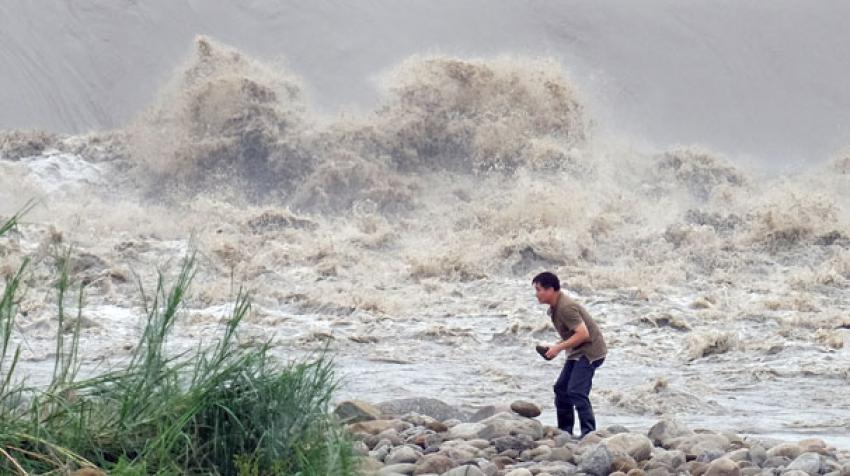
[547,292,607,362]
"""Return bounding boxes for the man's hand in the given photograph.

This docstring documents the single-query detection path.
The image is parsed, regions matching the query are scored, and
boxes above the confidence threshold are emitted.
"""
[545,343,564,360]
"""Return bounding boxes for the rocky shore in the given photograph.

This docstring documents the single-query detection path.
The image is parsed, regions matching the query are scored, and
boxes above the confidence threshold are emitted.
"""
[337,398,850,476]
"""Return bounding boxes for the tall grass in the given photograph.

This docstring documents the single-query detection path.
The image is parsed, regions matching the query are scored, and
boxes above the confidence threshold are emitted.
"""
[0,209,358,475]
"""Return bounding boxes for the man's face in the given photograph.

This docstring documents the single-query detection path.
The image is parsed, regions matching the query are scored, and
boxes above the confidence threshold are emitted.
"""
[534,283,556,304]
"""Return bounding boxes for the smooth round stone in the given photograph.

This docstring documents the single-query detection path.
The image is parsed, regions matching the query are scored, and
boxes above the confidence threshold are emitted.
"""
[510,400,542,418]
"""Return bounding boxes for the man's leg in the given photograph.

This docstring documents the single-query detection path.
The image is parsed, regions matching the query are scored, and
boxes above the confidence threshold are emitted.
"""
[565,357,603,436]
[553,359,577,434]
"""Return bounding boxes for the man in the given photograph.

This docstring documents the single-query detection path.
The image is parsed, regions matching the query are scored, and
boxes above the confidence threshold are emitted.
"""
[533,271,607,437]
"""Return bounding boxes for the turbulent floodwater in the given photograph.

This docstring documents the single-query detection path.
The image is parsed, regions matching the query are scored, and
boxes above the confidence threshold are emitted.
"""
[2,28,850,448]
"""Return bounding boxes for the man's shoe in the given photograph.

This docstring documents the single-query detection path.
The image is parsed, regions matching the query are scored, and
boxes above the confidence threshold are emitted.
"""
[536,345,554,361]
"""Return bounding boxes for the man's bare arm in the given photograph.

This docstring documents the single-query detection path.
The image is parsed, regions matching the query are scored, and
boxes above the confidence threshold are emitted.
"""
[545,322,590,358]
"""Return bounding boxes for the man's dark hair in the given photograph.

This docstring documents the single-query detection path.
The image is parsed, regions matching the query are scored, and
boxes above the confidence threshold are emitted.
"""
[532,272,560,291]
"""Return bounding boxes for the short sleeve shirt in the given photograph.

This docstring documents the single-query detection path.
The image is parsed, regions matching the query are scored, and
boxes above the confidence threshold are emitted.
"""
[547,292,607,362]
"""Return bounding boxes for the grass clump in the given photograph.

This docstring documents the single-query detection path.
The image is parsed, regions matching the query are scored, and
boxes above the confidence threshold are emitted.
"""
[0,208,358,475]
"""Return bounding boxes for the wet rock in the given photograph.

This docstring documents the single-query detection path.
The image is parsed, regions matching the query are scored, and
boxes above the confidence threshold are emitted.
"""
[611,455,638,473]
[695,446,727,463]
[726,448,750,462]
[749,444,767,466]
[648,418,694,447]
[353,440,370,456]
[386,445,422,465]
[547,446,573,462]
[579,443,613,476]
[493,434,535,453]
[673,433,730,456]
[504,469,533,476]
[607,424,631,434]
[440,464,486,476]
[478,461,498,476]
[762,455,791,468]
[527,462,577,476]
[798,438,830,455]
[359,457,384,473]
[336,400,383,423]
[377,398,468,422]
[739,469,761,476]
[469,404,512,422]
[349,419,410,435]
[604,433,654,461]
[477,412,544,440]
[413,454,456,475]
[648,449,686,470]
[783,471,811,476]
[446,422,486,440]
[704,457,740,476]
[490,455,516,469]
[626,469,647,476]
[646,468,673,476]
[786,452,823,474]
[510,400,541,418]
[522,445,551,461]
[766,442,803,459]
[379,463,417,475]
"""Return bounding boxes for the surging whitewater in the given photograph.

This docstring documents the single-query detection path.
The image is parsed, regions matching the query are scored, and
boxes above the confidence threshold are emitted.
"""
[2,37,850,446]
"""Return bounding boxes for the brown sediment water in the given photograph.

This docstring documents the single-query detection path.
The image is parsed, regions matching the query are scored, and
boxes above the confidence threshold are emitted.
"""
[2,36,850,449]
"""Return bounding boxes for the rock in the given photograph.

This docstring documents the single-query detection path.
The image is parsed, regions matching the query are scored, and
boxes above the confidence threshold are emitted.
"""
[648,418,694,447]
[607,425,631,434]
[493,435,536,453]
[522,445,551,461]
[469,404,513,422]
[749,444,767,466]
[766,442,803,459]
[504,469,533,476]
[786,452,823,475]
[379,463,417,475]
[437,446,477,464]
[839,462,850,476]
[349,419,410,435]
[626,469,647,476]
[413,454,456,475]
[726,448,750,462]
[386,446,422,465]
[370,445,390,462]
[783,472,811,476]
[478,461,498,476]
[611,455,638,473]
[547,447,573,462]
[377,398,468,422]
[695,446,726,463]
[510,400,542,418]
[527,462,577,476]
[648,449,686,470]
[490,455,516,469]
[674,434,730,456]
[440,464,486,476]
[353,440,370,456]
[446,423,486,440]
[358,456,384,473]
[704,457,740,476]
[466,439,491,450]
[762,456,791,468]
[646,468,673,476]
[477,412,544,440]
[579,443,613,476]
[604,433,654,461]
[739,469,761,476]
